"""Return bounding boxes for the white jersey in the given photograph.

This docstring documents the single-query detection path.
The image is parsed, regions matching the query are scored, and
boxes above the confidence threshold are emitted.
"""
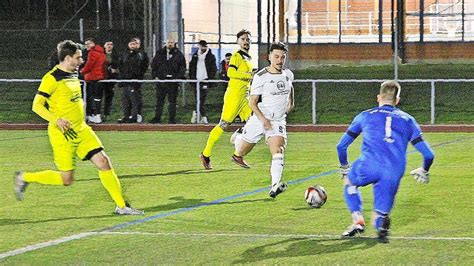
[250,67,294,120]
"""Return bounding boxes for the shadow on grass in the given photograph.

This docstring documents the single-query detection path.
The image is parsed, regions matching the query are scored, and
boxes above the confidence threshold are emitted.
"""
[142,196,273,213]
[0,215,114,226]
[234,237,378,264]
[76,169,232,182]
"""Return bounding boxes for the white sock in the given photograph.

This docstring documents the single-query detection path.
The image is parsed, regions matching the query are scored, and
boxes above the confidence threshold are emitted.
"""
[351,211,365,224]
[271,153,284,186]
[234,134,243,155]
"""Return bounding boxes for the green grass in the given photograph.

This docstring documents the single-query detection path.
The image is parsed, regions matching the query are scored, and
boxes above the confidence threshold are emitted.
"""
[1,131,473,263]
[0,63,473,124]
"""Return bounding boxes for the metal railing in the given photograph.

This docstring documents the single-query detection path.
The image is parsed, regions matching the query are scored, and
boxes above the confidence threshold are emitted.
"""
[1,78,473,125]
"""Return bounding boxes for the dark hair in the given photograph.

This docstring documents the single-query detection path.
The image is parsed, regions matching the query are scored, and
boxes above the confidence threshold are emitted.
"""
[236,29,251,39]
[198,40,208,46]
[57,40,80,61]
[129,37,140,43]
[84,37,97,44]
[225,53,232,57]
[269,42,288,53]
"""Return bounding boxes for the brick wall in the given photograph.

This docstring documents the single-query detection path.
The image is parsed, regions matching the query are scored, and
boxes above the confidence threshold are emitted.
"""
[258,42,474,69]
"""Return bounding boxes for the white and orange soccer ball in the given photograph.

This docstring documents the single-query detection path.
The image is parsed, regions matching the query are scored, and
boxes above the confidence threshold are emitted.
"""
[304,185,327,208]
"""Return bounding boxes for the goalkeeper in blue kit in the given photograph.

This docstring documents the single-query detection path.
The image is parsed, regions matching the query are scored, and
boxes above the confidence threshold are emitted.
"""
[336,80,435,243]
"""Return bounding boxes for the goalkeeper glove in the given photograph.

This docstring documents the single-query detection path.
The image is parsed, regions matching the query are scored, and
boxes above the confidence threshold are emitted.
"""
[410,167,430,184]
[339,164,351,179]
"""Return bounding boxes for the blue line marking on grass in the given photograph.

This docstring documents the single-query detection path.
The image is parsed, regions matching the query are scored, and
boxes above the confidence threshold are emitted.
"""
[103,136,472,232]
[1,136,472,260]
[102,169,338,232]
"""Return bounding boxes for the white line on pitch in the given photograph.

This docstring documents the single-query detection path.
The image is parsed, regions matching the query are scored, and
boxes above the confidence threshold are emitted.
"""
[0,232,98,260]
[100,231,474,241]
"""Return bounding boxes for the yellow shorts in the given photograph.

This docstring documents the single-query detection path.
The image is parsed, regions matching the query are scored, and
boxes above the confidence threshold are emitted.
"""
[48,124,103,171]
[220,89,252,123]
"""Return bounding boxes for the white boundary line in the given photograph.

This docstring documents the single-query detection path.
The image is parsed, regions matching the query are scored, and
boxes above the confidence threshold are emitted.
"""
[0,232,98,260]
[1,137,472,260]
[2,230,472,260]
[101,231,474,241]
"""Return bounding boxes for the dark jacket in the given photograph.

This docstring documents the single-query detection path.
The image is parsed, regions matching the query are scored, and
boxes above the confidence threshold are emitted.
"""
[80,45,107,81]
[188,49,217,81]
[219,59,230,81]
[105,49,120,79]
[151,47,186,79]
[118,49,149,81]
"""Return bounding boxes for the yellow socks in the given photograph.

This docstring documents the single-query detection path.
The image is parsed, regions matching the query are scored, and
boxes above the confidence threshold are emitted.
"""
[23,170,63,185]
[98,169,126,208]
[203,125,224,157]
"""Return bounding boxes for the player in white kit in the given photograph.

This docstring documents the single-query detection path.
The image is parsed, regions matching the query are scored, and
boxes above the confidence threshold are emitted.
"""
[231,42,294,198]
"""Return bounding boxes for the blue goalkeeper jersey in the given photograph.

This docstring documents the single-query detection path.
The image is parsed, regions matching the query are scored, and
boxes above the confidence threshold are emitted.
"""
[337,105,424,177]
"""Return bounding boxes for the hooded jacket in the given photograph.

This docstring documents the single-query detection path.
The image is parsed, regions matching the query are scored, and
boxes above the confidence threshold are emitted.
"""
[80,45,107,81]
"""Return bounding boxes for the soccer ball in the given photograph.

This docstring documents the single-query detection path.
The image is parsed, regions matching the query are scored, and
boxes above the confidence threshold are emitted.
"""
[304,185,327,208]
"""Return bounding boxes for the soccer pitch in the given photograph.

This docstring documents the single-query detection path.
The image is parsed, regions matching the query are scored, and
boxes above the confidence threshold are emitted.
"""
[1,130,473,264]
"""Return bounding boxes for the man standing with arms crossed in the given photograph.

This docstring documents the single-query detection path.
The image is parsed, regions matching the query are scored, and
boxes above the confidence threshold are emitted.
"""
[199,29,254,170]
[14,40,143,215]
[231,42,294,198]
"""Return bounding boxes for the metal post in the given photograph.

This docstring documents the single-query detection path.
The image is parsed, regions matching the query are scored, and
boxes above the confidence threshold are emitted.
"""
[297,0,302,43]
[45,0,49,29]
[108,0,113,29]
[338,0,342,43]
[378,0,383,43]
[430,81,435,124]
[79,18,84,42]
[420,0,424,42]
[182,83,186,106]
[95,0,100,29]
[258,0,262,45]
[272,0,276,42]
[218,0,222,64]
[267,0,271,50]
[120,0,125,29]
[196,81,201,123]
[286,18,289,43]
[461,0,465,41]
[312,82,317,124]
[394,20,398,80]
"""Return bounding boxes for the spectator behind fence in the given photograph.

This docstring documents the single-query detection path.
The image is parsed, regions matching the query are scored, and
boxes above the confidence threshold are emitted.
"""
[80,38,107,124]
[150,37,186,124]
[118,37,149,123]
[219,52,232,81]
[102,40,120,122]
[189,40,217,124]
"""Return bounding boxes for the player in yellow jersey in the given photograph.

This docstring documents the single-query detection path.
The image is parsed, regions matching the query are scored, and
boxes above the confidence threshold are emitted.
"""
[14,40,143,215]
[200,29,254,170]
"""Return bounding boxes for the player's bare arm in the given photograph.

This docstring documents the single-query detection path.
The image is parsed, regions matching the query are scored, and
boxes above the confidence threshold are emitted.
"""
[249,94,271,130]
[287,85,295,113]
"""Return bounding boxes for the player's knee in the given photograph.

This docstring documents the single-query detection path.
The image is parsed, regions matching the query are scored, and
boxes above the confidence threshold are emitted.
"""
[94,152,112,170]
[218,120,231,130]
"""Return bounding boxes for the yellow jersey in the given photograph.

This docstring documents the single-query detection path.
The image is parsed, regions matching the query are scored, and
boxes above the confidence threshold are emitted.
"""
[227,50,253,94]
[36,66,85,129]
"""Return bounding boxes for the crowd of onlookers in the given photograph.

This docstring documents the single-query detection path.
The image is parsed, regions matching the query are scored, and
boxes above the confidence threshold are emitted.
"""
[49,37,232,124]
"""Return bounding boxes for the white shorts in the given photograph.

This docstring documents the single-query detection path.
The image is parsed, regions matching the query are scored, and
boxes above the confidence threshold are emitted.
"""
[240,115,287,144]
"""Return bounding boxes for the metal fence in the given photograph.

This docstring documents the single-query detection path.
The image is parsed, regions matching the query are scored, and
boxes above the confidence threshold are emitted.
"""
[0,78,473,125]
